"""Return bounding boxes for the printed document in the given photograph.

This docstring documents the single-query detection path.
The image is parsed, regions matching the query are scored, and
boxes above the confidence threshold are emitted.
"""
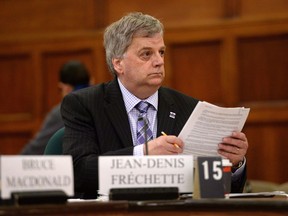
[179,101,250,157]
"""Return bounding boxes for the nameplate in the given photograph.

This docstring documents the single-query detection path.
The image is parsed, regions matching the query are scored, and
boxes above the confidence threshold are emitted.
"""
[98,155,193,195]
[0,156,74,199]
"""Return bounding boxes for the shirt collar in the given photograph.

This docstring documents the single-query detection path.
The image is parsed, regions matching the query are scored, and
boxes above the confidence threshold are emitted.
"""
[118,78,158,113]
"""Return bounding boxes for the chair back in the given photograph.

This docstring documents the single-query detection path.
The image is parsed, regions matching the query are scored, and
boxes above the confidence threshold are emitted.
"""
[44,127,65,155]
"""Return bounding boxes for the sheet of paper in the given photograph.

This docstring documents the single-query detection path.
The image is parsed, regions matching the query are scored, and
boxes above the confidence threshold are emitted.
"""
[179,101,250,158]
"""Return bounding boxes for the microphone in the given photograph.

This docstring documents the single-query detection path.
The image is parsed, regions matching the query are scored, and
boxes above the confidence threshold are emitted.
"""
[143,117,149,156]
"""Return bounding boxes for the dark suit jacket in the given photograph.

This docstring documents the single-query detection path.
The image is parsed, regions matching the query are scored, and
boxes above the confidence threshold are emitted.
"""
[61,78,246,197]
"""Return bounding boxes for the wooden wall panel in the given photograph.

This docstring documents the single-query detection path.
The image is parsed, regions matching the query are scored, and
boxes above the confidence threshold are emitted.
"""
[0,54,34,121]
[168,41,223,104]
[245,123,288,182]
[237,34,288,102]
[0,0,288,184]
[0,0,99,34]
[0,132,31,154]
[240,0,288,19]
[0,54,35,153]
[106,0,227,28]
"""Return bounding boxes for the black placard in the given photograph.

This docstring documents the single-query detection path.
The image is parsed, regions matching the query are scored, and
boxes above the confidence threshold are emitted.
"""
[197,156,225,198]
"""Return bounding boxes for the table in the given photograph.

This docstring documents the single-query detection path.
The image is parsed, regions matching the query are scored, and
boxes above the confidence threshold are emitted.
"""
[0,198,287,216]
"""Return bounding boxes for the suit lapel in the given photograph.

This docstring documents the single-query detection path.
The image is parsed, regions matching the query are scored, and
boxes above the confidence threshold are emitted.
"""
[157,88,177,137]
[104,79,134,147]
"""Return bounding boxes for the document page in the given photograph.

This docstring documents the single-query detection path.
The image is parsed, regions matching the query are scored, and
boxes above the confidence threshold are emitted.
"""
[179,101,250,157]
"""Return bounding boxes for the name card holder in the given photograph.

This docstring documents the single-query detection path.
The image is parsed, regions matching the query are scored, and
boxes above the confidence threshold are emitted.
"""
[109,187,179,201]
[12,190,67,205]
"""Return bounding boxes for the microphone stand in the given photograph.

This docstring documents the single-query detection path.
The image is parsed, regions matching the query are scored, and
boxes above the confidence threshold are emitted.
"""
[143,117,149,156]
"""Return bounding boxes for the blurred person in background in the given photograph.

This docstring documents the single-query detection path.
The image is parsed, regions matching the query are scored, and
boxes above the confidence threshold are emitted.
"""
[20,60,91,155]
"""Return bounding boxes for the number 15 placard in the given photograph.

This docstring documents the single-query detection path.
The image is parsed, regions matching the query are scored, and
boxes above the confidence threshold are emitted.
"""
[194,156,225,199]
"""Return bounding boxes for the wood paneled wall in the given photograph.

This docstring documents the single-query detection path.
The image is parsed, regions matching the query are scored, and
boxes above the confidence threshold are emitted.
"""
[1,0,288,184]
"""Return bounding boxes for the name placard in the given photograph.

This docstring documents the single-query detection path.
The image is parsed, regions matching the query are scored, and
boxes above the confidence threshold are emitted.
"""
[0,156,74,199]
[99,155,193,195]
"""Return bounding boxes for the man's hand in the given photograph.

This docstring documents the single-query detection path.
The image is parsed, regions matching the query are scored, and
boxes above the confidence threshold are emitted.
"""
[144,135,184,155]
[218,131,248,166]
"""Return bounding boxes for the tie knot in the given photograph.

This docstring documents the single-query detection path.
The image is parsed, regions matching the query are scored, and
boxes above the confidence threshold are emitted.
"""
[135,101,150,114]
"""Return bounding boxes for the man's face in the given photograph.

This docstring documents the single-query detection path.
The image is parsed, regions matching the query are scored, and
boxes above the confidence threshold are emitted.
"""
[58,82,73,98]
[114,33,165,99]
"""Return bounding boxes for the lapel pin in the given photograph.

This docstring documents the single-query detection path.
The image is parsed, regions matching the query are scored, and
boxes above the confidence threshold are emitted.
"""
[169,112,176,119]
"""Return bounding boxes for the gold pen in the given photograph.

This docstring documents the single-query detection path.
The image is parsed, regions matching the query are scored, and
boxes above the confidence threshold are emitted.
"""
[161,131,180,148]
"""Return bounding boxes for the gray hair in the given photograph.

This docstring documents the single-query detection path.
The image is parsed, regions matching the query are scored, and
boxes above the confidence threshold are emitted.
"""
[103,12,164,76]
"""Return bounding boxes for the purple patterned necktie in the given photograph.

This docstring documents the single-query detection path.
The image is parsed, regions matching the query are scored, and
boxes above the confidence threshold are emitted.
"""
[135,101,153,145]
